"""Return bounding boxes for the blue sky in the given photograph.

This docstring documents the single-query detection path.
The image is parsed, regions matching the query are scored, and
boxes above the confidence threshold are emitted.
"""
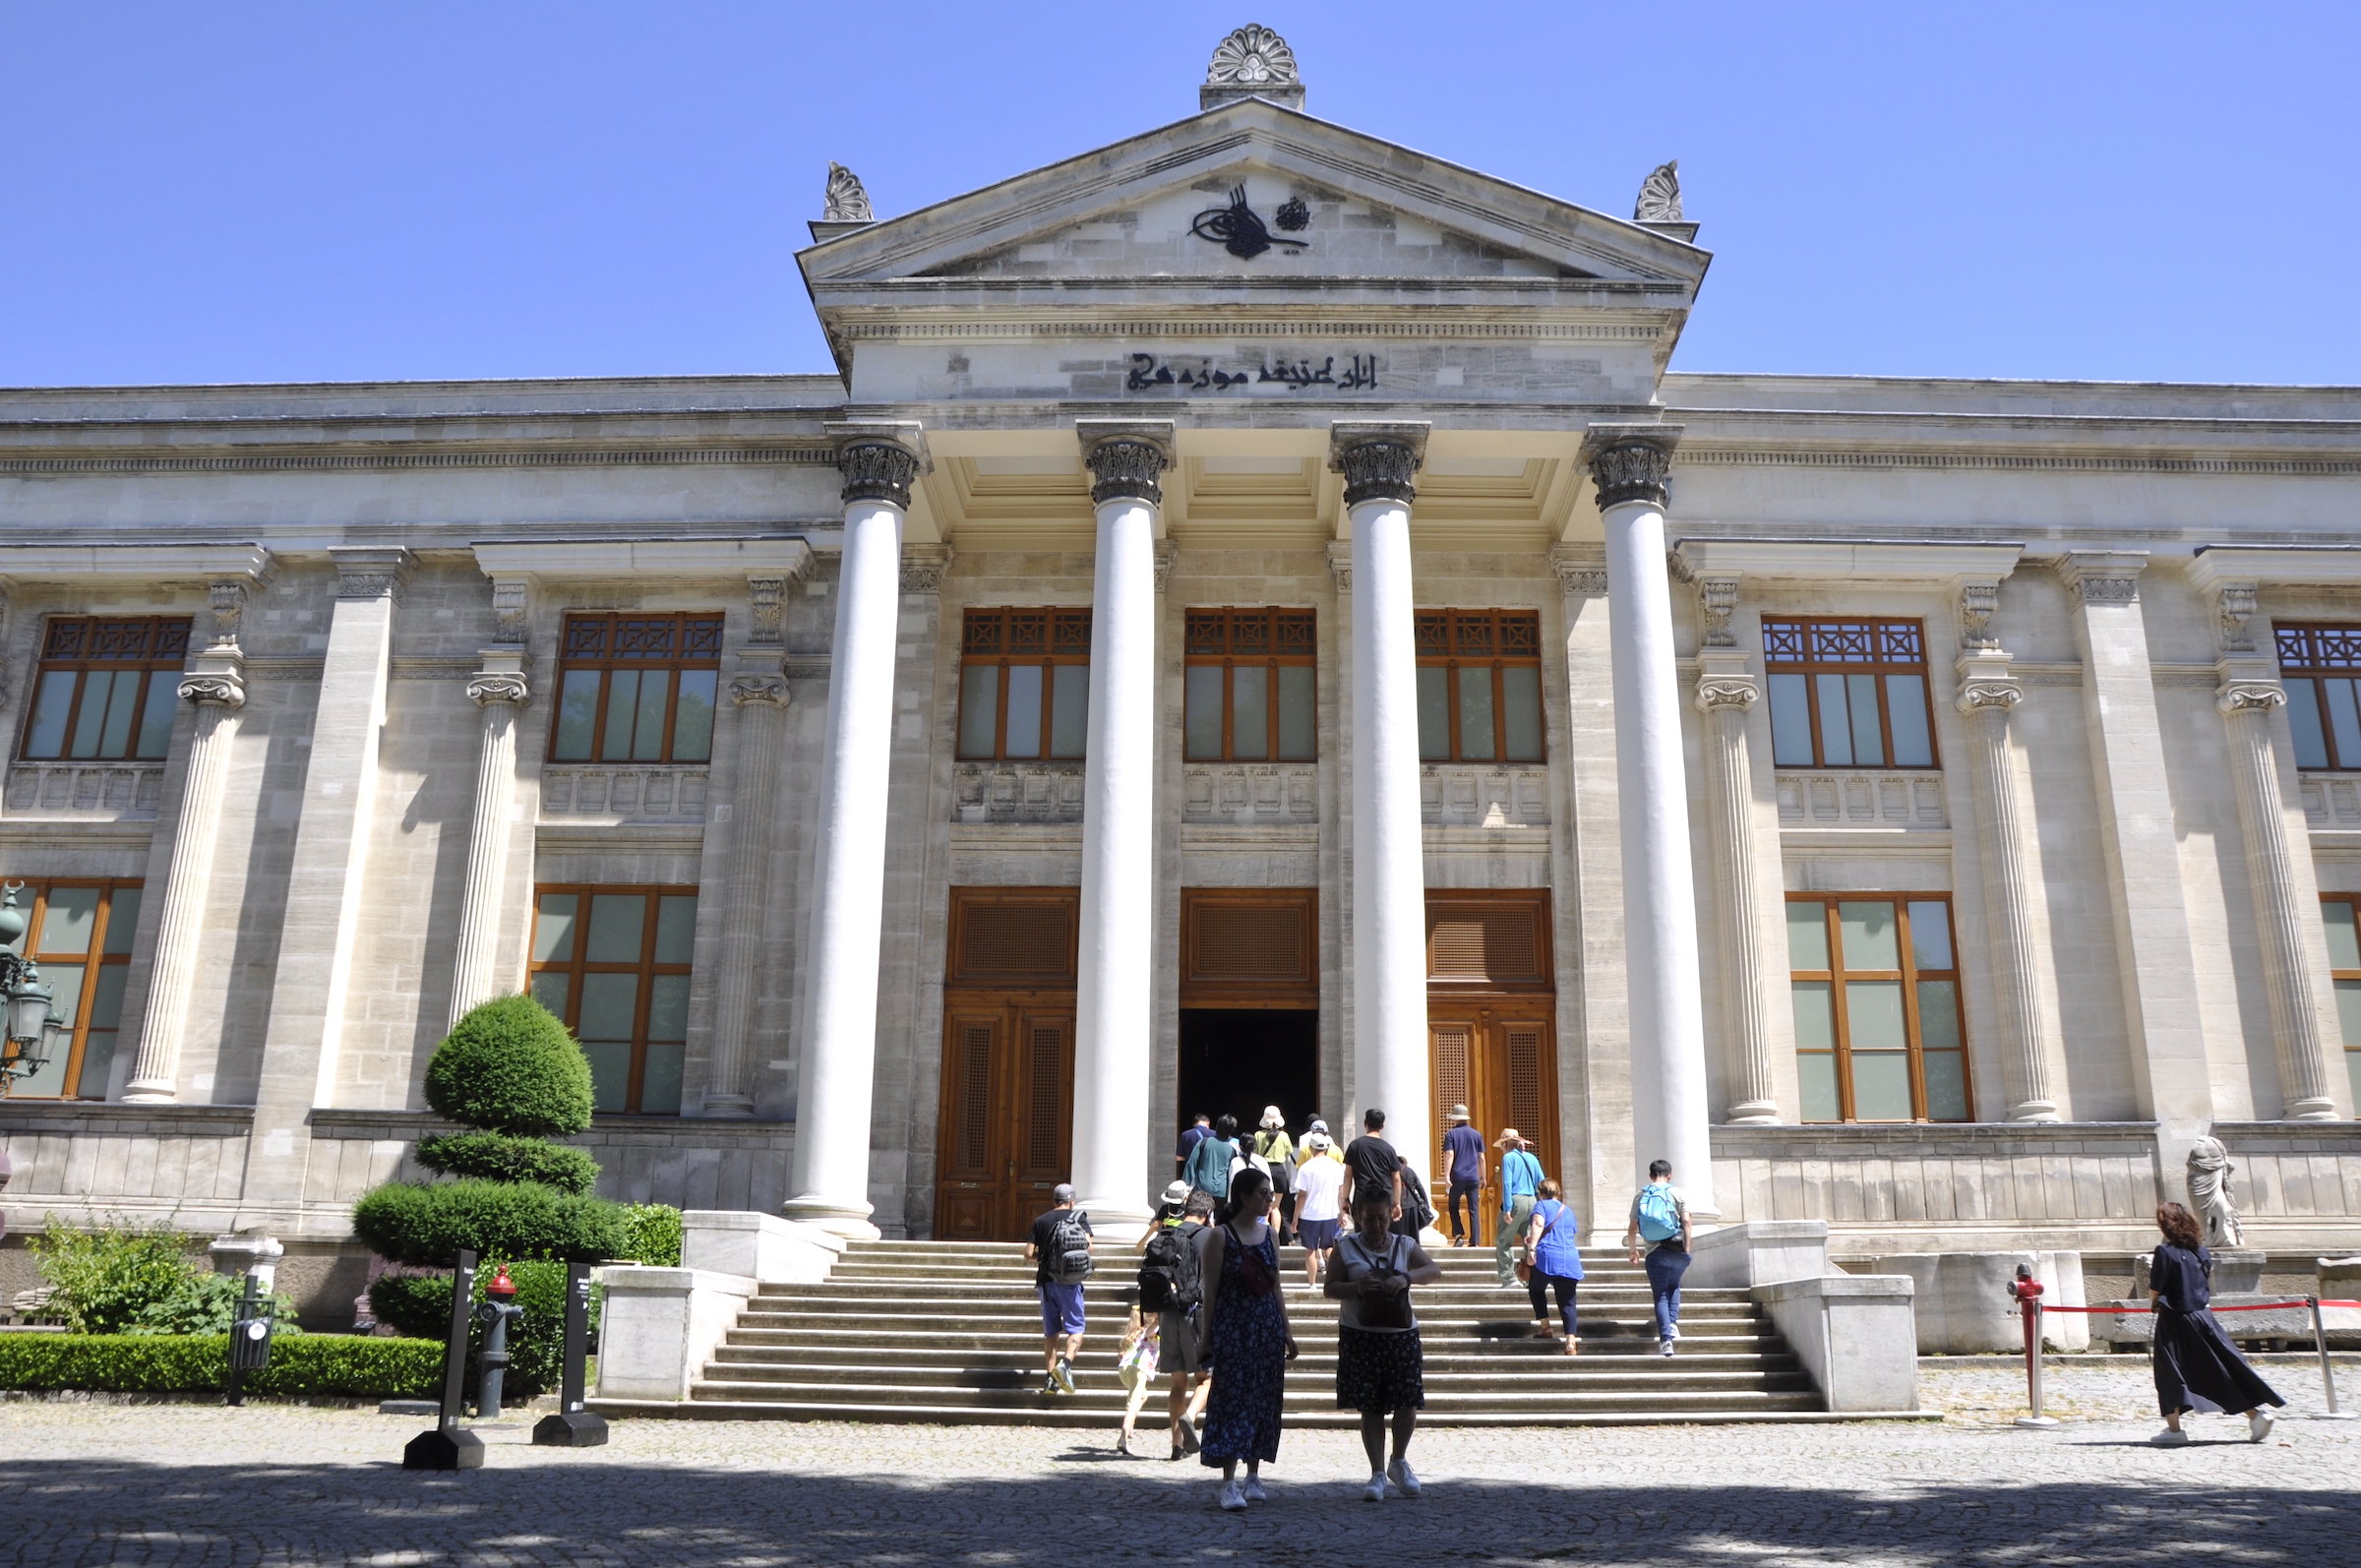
[4,2,2355,389]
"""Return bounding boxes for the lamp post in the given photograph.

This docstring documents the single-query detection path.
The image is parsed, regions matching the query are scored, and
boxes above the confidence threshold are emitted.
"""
[0,884,62,1090]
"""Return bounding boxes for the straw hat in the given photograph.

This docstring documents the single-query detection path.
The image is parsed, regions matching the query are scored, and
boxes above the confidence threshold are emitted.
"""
[1447,1104,1471,1122]
[1161,1179,1190,1206]
[1492,1128,1524,1150]
[1259,1105,1285,1131]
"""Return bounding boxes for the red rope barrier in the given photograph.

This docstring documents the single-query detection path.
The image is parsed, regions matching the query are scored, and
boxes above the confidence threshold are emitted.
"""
[2035,1298,2361,1314]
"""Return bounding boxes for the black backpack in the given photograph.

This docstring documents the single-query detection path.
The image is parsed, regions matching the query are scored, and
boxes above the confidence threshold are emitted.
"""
[1399,1164,1436,1233]
[1046,1211,1095,1285]
[1136,1221,1203,1313]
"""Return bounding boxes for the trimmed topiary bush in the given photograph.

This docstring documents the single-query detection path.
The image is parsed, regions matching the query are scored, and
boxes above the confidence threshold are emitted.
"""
[423,995,593,1137]
[351,1178,628,1267]
[0,1333,442,1398]
[415,1131,599,1196]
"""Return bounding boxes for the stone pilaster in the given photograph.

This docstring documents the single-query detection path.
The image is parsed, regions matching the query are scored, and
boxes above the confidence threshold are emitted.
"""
[1694,599,1779,1124]
[120,581,251,1103]
[1954,649,2060,1121]
[447,574,531,1030]
[704,574,793,1118]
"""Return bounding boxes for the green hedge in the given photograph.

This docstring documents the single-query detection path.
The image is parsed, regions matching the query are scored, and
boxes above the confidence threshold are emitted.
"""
[368,1259,591,1398]
[351,1178,630,1267]
[415,1131,600,1197]
[619,1203,684,1268]
[0,1334,445,1398]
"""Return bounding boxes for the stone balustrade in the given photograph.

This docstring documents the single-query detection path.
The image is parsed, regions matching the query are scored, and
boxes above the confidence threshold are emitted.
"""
[1420,764,1548,826]
[4,760,167,818]
[952,760,1086,824]
[1775,768,1948,828]
[2300,773,2361,825]
[1181,762,1318,824]
[540,764,711,822]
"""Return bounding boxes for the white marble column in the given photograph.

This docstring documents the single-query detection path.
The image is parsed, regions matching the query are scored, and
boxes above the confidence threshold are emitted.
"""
[1955,637,2061,1122]
[447,628,529,1030]
[1582,424,1716,1214]
[1068,421,1172,1236]
[1331,423,1433,1162]
[704,575,791,1118]
[2215,644,2341,1121]
[122,581,251,1103]
[786,423,928,1238]
[1691,572,1778,1124]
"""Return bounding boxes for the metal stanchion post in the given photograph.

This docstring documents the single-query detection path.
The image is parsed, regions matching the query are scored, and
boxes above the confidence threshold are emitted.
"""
[2011,1264,2059,1429]
[2310,1297,2355,1420]
[532,1260,610,1447]
[402,1248,486,1471]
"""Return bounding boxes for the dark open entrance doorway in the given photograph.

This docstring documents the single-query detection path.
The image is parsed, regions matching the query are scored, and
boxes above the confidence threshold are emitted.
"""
[1178,1008,1320,1147]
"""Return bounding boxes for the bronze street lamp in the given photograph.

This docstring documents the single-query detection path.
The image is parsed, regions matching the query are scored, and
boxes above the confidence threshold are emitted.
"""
[0,883,65,1088]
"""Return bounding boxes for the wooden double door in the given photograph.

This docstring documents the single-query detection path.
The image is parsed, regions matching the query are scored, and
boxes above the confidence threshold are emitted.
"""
[935,888,1079,1242]
[1425,892,1558,1247]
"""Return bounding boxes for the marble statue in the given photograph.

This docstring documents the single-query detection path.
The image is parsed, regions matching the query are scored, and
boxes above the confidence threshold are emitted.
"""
[1635,160,1682,224]
[823,162,873,224]
[2186,1135,2245,1249]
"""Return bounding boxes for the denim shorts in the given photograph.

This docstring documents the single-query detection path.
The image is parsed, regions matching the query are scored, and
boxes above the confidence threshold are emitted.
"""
[1038,1282,1086,1337]
[1296,1217,1341,1251]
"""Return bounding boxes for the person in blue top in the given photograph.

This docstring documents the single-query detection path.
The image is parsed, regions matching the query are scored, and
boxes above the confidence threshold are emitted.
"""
[1177,1113,1212,1175]
[1492,1130,1544,1288]
[1521,1178,1585,1355]
[1184,1114,1241,1200]
[1440,1105,1485,1248]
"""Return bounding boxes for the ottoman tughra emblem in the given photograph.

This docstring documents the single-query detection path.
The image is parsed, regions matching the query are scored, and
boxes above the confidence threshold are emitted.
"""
[1191,184,1305,261]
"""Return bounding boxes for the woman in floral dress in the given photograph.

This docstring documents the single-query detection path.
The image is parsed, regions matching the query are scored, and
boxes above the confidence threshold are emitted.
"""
[1196,1165,1298,1510]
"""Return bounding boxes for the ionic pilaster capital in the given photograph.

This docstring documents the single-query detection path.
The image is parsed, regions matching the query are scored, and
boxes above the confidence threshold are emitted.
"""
[330,547,415,603]
[179,673,246,710]
[1076,418,1176,508]
[2216,680,2287,717]
[1695,675,1759,713]
[1548,544,1607,598]
[465,672,530,707]
[899,544,954,596]
[1329,421,1428,509]
[729,674,791,708]
[827,420,931,510]
[2056,550,2148,607]
[1578,423,1682,511]
[1957,680,2025,715]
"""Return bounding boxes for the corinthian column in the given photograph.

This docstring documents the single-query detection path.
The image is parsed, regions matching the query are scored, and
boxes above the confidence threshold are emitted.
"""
[447,585,530,1028]
[703,575,792,1118]
[1955,643,2061,1122]
[122,581,251,1104]
[1068,421,1172,1237]
[1581,424,1715,1214]
[786,423,929,1238]
[1330,422,1433,1163]
[2217,668,2342,1120]
[1692,572,1778,1124]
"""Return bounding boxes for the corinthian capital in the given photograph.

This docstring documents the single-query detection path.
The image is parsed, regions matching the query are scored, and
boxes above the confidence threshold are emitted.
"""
[466,672,530,707]
[1329,421,1428,509]
[1579,423,1682,511]
[827,421,931,510]
[1077,419,1176,508]
[179,674,246,709]
[2217,681,2287,716]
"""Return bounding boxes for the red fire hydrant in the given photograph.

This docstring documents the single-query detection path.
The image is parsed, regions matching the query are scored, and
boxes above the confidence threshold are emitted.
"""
[2008,1264,2057,1427]
[474,1265,523,1418]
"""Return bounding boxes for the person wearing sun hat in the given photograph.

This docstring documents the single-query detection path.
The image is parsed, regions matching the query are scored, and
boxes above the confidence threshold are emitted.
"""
[1493,1129,1544,1287]
[1252,1106,1299,1245]
[1440,1105,1485,1248]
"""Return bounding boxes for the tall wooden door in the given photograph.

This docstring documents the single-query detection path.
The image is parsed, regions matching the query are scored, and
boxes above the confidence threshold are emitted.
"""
[935,888,1079,1241]
[1425,891,1557,1245]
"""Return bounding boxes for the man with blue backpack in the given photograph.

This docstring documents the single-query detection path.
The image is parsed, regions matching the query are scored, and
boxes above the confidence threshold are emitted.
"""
[1623,1159,1693,1357]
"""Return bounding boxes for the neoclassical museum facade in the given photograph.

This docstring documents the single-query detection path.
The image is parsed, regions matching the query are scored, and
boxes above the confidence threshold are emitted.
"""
[4,30,2360,1301]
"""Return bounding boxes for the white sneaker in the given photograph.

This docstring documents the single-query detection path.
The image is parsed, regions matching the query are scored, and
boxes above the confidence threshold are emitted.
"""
[1659,1338,1675,1357]
[1219,1480,1247,1512]
[1386,1458,1422,1498]
[2250,1412,2277,1443]
[1362,1473,1388,1502]
[1242,1476,1267,1503]
[1668,1322,1680,1340]
[2151,1427,2190,1446]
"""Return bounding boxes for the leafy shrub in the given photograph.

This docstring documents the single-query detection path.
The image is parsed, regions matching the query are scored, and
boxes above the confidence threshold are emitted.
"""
[0,1333,442,1398]
[423,995,593,1138]
[127,1271,302,1338]
[351,1179,628,1268]
[618,1203,684,1267]
[27,1215,203,1335]
[416,1131,598,1197]
[367,1259,590,1399]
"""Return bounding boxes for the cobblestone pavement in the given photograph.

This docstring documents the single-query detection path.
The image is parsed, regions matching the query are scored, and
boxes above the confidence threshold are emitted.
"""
[3,1361,2356,1566]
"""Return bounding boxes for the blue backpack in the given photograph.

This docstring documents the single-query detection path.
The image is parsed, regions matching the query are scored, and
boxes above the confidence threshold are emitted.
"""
[1636,1183,1683,1243]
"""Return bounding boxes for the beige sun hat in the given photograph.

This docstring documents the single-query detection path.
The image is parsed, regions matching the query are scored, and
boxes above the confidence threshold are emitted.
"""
[1259,1105,1285,1130]
[1161,1179,1190,1206]
[1447,1104,1471,1122]
[1492,1128,1524,1150]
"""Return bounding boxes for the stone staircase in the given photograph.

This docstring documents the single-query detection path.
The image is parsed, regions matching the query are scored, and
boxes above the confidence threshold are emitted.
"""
[596,1237,1907,1426]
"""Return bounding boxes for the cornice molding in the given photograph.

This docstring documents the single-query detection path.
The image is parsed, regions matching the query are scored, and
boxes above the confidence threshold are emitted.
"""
[1674,447,2361,478]
[471,538,815,579]
[836,319,1668,343]
[0,445,837,477]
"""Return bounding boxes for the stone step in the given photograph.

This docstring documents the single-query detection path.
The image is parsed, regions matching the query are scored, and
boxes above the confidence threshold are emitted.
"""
[700,1360,1812,1394]
[710,1343,1801,1371]
[684,1377,1829,1413]
[722,1326,1791,1355]
[593,1396,1931,1428]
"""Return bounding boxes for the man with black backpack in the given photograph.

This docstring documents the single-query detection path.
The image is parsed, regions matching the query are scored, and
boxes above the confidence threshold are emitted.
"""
[1136,1185,1214,1458]
[1026,1182,1095,1394]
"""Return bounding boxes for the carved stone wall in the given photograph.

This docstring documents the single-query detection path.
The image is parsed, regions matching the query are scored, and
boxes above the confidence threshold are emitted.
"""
[539,765,712,823]
[1419,764,1550,827]
[1775,769,1949,829]
[1180,762,1319,824]
[952,760,1087,824]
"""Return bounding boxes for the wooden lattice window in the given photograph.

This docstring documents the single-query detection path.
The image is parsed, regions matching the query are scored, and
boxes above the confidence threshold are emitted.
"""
[1432,1026,1472,1117]
[1183,608,1316,761]
[1504,1024,1544,1137]
[949,895,1079,987]
[549,613,723,765]
[954,1023,995,1171]
[527,884,698,1115]
[1027,1022,1064,1172]
[957,608,1092,760]
[1415,610,1544,762]
[2277,626,2361,771]
[1180,890,1318,1002]
[1786,894,1969,1122]
[1762,618,1936,769]
[0,879,142,1100]
[1425,897,1550,989]
[20,618,192,762]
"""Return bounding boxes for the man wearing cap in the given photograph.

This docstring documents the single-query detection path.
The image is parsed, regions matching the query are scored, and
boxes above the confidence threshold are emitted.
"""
[1293,1123,1346,1286]
[1441,1105,1486,1248]
[1494,1131,1544,1288]
[1137,1181,1215,1456]
[1025,1182,1094,1394]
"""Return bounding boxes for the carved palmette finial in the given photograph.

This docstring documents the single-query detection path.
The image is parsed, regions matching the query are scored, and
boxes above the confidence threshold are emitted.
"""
[1635,160,1682,224]
[1206,25,1299,87]
[823,161,874,223]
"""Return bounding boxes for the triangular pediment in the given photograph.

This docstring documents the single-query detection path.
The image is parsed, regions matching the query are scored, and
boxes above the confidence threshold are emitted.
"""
[800,97,1706,309]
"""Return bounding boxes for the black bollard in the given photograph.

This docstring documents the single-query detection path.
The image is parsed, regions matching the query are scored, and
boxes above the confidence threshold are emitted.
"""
[474,1264,523,1418]
[402,1248,485,1471]
[533,1260,610,1447]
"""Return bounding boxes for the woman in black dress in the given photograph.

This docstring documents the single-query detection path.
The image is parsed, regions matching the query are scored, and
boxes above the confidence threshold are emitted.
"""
[2149,1201,2284,1445]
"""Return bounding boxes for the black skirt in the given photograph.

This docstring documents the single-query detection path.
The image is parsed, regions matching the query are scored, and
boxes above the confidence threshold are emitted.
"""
[2152,1307,2285,1417]
[1336,1326,1424,1414]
